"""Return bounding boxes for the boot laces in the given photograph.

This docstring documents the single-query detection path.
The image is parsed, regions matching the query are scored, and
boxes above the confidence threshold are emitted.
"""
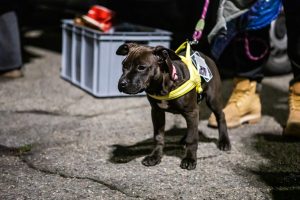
[228,89,250,105]
[289,92,300,110]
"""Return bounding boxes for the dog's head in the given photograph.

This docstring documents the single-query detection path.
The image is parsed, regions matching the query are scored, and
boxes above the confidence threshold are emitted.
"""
[116,43,180,95]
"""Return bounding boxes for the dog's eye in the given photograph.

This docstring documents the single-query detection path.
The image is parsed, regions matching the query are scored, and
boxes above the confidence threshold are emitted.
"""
[137,65,147,71]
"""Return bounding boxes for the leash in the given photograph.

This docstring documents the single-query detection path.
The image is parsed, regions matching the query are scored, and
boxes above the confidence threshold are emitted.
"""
[191,0,210,45]
[244,33,269,61]
[148,2,211,100]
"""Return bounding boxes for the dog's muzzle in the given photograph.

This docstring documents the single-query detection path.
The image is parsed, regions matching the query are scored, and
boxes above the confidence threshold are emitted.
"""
[118,79,144,94]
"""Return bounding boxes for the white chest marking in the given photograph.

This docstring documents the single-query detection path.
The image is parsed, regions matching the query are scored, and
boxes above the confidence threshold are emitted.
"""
[157,100,169,109]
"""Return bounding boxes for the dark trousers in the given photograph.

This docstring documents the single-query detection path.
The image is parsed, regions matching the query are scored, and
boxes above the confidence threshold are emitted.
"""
[283,0,300,84]
[218,27,269,82]
[0,10,22,71]
[218,0,300,85]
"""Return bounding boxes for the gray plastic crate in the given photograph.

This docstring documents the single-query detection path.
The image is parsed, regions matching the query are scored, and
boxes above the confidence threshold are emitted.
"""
[61,20,172,97]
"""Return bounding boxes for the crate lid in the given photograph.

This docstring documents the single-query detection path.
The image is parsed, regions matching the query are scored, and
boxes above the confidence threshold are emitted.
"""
[62,19,172,37]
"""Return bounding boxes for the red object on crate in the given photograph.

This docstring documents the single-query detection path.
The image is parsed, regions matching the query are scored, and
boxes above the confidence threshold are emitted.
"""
[82,5,115,32]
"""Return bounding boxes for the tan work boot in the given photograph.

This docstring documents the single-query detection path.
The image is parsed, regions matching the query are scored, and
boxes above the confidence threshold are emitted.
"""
[208,78,261,128]
[284,82,300,137]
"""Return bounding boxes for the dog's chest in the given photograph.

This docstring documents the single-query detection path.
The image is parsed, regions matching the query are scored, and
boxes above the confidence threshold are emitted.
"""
[156,100,169,110]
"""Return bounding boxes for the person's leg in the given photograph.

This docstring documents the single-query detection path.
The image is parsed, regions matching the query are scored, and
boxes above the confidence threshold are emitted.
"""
[282,0,300,136]
[0,10,23,78]
[208,28,269,128]
[233,29,270,81]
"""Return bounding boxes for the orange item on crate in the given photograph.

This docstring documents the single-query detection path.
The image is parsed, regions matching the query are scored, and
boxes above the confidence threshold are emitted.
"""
[79,5,115,32]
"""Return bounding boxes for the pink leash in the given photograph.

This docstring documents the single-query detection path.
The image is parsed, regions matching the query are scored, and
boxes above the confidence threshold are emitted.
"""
[192,0,268,61]
[170,1,210,80]
[192,0,210,43]
[244,33,269,61]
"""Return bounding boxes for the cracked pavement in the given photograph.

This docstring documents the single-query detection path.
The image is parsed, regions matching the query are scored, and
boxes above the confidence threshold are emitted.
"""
[0,43,300,200]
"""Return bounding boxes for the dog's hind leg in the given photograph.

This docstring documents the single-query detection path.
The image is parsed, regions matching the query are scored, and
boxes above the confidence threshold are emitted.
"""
[205,93,231,151]
[142,108,165,166]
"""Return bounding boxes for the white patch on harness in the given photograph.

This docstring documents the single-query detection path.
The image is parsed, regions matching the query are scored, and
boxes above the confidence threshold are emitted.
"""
[191,51,213,82]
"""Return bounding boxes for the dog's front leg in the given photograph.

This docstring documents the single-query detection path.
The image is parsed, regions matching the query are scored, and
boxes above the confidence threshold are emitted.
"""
[180,110,199,170]
[142,107,165,166]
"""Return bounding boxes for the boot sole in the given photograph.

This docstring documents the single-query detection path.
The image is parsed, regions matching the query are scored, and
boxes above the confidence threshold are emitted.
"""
[208,114,261,128]
[240,114,261,125]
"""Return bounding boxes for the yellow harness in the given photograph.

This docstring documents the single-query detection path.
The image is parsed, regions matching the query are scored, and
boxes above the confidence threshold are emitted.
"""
[147,41,202,101]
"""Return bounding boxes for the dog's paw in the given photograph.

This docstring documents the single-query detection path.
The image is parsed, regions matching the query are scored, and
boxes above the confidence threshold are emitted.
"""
[218,138,231,151]
[180,158,197,170]
[142,155,161,166]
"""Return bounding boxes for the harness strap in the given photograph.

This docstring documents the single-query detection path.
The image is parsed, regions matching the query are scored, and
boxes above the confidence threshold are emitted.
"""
[147,42,202,101]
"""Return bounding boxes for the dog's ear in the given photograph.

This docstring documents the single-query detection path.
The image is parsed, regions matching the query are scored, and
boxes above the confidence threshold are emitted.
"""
[153,46,180,80]
[161,73,173,95]
[116,43,138,55]
[153,46,181,61]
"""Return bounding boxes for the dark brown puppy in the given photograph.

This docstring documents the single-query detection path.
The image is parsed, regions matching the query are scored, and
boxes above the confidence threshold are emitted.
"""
[116,43,230,170]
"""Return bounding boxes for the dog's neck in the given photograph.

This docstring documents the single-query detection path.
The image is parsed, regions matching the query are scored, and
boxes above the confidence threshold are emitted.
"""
[146,60,190,96]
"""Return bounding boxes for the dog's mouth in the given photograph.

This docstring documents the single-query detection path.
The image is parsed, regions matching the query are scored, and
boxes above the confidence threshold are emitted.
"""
[122,88,144,94]
[119,84,145,94]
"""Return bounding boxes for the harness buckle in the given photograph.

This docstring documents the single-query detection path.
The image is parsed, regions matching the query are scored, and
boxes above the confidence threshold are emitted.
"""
[189,40,199,46]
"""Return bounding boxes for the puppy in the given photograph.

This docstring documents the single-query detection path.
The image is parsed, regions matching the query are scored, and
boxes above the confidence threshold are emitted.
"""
[116,43,230,170]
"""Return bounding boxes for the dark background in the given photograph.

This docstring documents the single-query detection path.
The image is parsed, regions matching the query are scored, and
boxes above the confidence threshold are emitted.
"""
[2,0,289,76]
[12,0,217,51]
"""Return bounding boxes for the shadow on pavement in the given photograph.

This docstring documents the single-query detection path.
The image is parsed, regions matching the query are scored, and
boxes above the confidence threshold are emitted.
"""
[249,133,300,200]
[109,127,218,164]
[0,144,33,156]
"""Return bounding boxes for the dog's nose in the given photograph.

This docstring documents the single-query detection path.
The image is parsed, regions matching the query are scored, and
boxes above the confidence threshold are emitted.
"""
[119,79,128,88]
